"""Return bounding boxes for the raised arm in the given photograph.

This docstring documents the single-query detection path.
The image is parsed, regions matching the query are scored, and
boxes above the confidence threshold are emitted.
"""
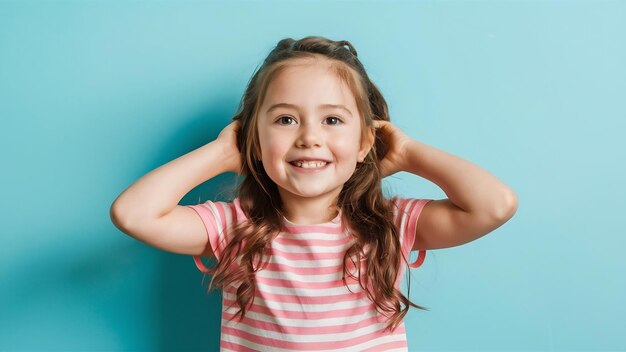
[373,120,518,250]
[110,120,241,256]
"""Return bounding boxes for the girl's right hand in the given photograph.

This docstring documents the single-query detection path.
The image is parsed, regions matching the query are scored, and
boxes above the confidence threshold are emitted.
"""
[216,119,243,174]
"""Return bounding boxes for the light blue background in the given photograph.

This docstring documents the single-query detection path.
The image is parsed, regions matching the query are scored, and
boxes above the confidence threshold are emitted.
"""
[1,0,624,351]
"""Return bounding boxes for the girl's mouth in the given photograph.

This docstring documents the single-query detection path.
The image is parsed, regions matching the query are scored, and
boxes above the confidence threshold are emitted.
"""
[289,160,329,168]
[288,160,331,172]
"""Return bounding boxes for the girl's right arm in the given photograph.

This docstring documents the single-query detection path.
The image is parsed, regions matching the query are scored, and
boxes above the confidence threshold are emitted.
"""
[109,120,241,258]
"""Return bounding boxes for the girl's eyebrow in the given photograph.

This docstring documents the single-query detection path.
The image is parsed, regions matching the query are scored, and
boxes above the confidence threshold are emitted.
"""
[266,103,353,117]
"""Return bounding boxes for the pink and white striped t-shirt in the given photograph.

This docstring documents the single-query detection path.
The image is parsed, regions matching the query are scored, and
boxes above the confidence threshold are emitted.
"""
[186,196,433,352]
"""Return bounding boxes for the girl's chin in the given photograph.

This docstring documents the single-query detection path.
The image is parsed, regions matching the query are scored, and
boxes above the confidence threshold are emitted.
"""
[282,187,326,197]
[278,184,348,201]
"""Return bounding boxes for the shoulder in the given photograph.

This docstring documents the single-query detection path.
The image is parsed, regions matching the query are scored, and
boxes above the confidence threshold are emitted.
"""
[387,196,434,241]
[388,196,433,215]
[188,197,249,226]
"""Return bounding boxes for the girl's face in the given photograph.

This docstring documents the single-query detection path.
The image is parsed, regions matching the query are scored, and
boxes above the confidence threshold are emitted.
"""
[257,60,372,204]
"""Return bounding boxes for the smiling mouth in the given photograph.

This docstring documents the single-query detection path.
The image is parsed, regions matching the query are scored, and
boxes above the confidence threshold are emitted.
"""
[289,160,330,169]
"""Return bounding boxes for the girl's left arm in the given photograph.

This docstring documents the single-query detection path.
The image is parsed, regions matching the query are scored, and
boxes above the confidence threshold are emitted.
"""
[374,120,518,250]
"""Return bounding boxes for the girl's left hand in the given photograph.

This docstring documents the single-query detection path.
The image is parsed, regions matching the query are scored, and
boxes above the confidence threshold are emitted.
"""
[372,120,414,177]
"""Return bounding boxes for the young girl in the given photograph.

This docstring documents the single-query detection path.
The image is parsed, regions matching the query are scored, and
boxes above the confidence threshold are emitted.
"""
[111,36,517,351]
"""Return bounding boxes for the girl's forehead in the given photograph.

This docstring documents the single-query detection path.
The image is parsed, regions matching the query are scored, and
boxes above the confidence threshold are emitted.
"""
[280,59,342,79]
[262,64,358,111]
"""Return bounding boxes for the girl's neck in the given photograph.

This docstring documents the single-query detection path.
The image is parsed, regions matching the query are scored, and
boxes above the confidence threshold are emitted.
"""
[279,189,341,225]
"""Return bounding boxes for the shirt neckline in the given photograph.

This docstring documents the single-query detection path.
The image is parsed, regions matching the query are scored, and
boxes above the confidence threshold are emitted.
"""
[282,208,342,226]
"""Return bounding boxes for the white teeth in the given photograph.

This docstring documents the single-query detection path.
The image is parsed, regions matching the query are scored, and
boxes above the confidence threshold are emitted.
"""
[293,160,328,168]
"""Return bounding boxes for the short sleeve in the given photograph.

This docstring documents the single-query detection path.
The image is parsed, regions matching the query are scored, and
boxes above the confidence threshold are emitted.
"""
[185,197,246,272]
[390,196,434,268]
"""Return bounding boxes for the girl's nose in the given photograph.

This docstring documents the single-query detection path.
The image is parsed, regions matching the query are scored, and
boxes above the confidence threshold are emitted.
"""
[295,123,322,148]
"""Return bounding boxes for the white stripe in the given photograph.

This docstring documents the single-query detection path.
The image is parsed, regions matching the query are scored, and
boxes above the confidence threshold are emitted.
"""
[271,241,352,253]
[255,280,362,297]
[223,291,370,312]
[205,202,225,234]
[278,231,347,240]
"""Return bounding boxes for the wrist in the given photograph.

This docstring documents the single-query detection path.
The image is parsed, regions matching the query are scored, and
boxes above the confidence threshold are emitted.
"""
[217,140,242,174]
[394,140,414,173]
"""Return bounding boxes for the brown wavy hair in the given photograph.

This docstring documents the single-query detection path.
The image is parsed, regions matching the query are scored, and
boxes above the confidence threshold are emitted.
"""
[203,36,428,332]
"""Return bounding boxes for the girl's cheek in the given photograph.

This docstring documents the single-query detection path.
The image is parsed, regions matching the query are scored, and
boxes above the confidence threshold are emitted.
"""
[334,135,361,153]
[266,143,287,162]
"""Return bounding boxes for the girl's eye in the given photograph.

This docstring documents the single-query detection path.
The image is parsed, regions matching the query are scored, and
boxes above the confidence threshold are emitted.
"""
[277,116,295,125]
[276,116,343,125]
[324,116,343,125]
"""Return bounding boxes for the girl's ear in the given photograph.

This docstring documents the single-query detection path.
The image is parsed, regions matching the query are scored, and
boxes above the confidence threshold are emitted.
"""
[357,127,375,162]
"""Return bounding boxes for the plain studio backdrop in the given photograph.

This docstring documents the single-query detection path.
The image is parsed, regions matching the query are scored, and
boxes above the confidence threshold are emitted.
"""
[1,0,624,351]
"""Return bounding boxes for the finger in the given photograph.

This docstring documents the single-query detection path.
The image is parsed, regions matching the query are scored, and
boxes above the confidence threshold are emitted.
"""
[373,120,387,129]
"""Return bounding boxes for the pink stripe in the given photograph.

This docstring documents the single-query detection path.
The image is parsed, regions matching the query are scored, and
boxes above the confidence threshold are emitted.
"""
[221,325,406,351]
[281,225,343,234]
[407,199,432,268]
[224,285,368,304]
[362,340,408,351]
[261,262,351,275]
[255,275,359,290]
[187,204,221,271]
[192,256,209,273]
[206,205,223,261]
[220,340,258,352]
[221,312,395,335]
[264,260,365,276]
[223,298,373,320]
[269,247,349,261]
